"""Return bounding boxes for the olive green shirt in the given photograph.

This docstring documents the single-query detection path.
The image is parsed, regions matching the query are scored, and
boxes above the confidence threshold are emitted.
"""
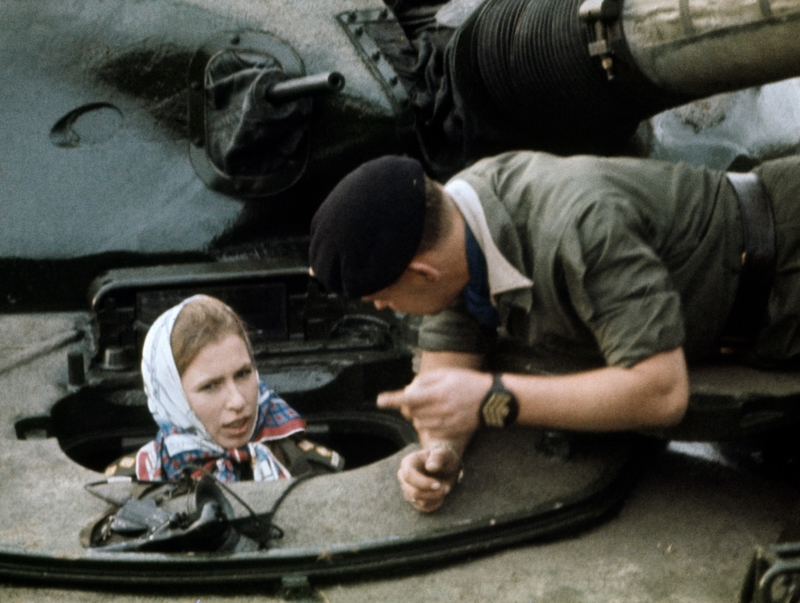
[418,151,745,368]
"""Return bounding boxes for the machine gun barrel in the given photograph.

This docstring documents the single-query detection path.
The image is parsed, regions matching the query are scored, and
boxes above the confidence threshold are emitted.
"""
[265,71,345,102]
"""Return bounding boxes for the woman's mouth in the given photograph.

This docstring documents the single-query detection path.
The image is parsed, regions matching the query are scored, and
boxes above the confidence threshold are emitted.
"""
[223,416,252,437]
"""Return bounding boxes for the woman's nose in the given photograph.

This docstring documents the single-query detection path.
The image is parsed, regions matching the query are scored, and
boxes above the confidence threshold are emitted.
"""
[225,381,247,410]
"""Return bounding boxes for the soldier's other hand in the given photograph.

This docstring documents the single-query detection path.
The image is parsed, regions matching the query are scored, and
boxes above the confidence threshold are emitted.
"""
[377,368,491,443]
[397,443,462,513]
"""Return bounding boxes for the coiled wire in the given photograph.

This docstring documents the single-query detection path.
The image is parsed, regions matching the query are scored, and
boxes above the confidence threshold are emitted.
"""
[470,0,652,150]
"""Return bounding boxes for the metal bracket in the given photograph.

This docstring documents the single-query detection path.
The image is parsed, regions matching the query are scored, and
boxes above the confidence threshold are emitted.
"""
[336,9,411,114]
[741,543,800,603]
[579,0,623,81]
[279,573,321,601]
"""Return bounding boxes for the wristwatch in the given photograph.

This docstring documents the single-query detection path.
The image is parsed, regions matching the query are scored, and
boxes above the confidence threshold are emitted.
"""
[479,373,519,428]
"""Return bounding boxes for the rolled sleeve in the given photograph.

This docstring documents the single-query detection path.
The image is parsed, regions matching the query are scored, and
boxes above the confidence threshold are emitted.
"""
[560,200,686,368]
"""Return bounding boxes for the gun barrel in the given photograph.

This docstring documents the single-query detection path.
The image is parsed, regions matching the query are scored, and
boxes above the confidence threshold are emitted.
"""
[622,0,800,98]
[266,71,345,102]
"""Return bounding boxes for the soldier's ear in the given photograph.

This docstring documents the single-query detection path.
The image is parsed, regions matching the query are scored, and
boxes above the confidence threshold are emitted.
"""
[406,260,441,283]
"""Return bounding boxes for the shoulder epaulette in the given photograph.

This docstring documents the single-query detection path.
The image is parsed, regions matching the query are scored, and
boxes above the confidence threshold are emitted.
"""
[104,454,138,478]
[294,438,345,472]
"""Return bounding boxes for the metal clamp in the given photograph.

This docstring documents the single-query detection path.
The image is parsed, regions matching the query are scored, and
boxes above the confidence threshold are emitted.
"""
[741,543,800,603]
[579,0,622,80]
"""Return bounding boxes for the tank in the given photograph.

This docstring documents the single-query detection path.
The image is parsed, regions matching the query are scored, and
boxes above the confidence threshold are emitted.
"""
[2,0,800,600]
[4,0,800,311]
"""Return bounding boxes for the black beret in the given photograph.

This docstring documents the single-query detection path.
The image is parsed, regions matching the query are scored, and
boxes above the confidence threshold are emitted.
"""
[309,156,426,298]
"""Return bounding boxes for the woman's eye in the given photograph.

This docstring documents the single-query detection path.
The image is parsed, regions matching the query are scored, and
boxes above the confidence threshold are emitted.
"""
[200,381,219,392]
[235,367,253,380]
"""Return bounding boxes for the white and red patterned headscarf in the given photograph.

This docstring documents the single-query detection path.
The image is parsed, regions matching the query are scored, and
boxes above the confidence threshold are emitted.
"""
[136,296,305,482]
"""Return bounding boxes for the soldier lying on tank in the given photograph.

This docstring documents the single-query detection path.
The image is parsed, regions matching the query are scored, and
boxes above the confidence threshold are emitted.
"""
[309,152,800,512]
[104,295,343,482]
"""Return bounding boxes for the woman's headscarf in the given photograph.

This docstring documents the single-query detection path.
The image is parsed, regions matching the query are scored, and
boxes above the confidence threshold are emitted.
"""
[136,295,306,482]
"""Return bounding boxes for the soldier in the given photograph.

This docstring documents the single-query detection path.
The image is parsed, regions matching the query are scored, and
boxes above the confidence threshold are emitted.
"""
[309,152,800,511]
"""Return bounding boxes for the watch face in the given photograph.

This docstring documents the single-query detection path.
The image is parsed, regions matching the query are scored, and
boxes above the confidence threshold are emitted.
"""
[481,382,519,427]
[482,391,516,427]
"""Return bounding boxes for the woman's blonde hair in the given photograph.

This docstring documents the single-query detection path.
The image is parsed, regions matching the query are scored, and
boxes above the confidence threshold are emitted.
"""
[170,295,253,376]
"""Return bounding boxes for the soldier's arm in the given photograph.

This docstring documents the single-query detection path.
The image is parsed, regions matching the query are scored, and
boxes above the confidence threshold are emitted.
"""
[505,346,688,431]
[386,350,483,513]
[415,350,483,454]
[383,347,687,512]
[379,347,688,441]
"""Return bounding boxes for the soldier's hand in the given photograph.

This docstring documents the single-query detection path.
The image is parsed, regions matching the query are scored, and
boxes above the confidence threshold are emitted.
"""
[377,368,491,443]
[397,443,462,513]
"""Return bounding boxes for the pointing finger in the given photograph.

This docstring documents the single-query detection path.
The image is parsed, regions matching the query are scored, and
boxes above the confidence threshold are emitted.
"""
[376,388,407,410]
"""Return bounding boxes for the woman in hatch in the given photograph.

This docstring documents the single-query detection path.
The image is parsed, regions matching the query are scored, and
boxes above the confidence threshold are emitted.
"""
[124,294,342,482]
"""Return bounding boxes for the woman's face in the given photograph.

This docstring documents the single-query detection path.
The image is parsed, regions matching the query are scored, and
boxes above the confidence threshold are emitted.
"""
[180,333,259,449]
